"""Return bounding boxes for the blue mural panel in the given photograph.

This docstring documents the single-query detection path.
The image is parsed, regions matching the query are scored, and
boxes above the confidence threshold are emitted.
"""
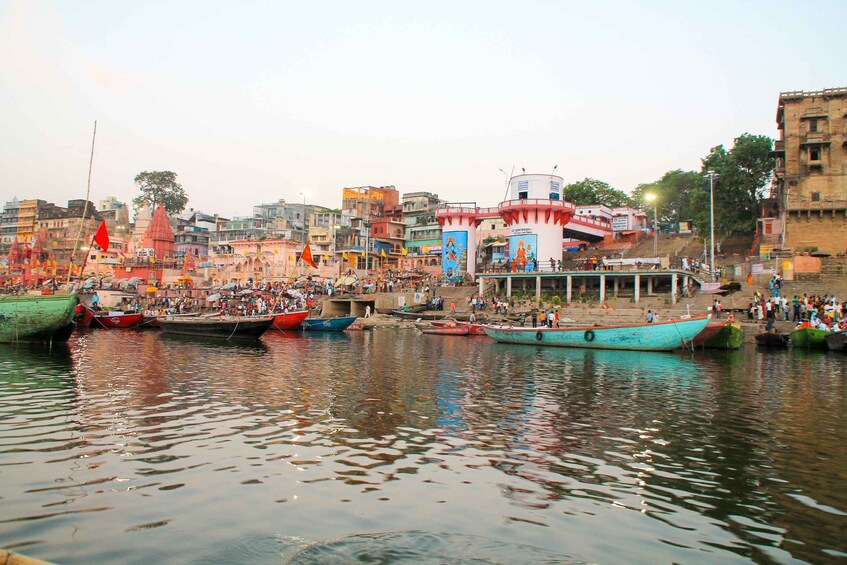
[508,234,537,272]
[442,231,467,281]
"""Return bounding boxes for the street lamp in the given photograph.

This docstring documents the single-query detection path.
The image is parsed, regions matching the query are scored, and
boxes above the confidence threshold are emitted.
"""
[299,192,308,245]
[706,171,718,281]
[645,193,658,257]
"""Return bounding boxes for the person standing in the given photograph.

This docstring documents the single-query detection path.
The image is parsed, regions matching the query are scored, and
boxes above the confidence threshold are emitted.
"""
[91,291,101,311]
[364,305,371,318]
[646,309,654,323]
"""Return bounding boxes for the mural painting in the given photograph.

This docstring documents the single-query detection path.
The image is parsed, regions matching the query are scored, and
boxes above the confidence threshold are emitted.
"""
[508,234,537,272]
[441,231,467,281]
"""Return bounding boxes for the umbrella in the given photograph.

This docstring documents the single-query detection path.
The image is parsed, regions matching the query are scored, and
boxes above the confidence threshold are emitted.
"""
[207,293,222,302]
[127,277,143,284]
[221,282,237,290]
[145,286,159,294]
[82,280,97,289]
[342,275,357,286]
[239,289,253,295]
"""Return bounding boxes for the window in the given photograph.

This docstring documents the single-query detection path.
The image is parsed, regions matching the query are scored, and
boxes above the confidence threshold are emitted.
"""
[810,147,821,161]
[518,191,528,199]
[809,118,818,133]
[811,192,821,202]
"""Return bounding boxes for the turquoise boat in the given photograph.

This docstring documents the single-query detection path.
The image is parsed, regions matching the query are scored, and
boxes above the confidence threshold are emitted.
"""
[301,315,357,332]
[789,326,829,350]
[483,315,710,351]
[0,293,79,344]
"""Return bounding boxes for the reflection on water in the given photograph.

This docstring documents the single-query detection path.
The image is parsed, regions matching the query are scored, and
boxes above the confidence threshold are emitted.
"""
[0,330,845,564]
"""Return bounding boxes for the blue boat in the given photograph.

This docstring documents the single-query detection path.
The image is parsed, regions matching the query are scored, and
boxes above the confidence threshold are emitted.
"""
[483,315,710,351]
[301,315,357,332]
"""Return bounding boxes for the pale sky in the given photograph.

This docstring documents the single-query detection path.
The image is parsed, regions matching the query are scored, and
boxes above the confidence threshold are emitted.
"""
[1,1,844,218]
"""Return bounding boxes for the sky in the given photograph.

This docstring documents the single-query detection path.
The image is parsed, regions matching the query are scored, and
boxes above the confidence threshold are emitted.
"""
[1,0,844,218]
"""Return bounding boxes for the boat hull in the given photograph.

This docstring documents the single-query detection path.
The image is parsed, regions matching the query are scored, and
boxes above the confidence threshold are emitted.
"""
[825,330,847,352]
[271,310,310,330]
[755,331,790,348]
[91,311,143,328]
[483,316,710,351]
[789,327,829,350]
[158,315,274,339]
[301,316,357,332]
[696,323,744,349]
[420,325,470,335]
[0,293,79,344]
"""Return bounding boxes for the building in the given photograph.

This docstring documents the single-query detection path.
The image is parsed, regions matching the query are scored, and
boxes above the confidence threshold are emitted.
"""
[402,191,444,270]
[770,87,847,254]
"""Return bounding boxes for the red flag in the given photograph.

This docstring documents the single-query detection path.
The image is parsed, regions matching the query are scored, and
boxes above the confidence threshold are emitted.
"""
[93,221,110,252]
[301,243,318,269]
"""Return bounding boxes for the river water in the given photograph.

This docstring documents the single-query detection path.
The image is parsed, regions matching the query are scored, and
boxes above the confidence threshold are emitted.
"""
[1,329,845,564]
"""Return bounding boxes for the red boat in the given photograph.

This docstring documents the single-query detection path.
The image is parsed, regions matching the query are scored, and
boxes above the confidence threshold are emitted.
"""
[74,304,95,328]
[431,320,488,335]
[91,310,143,329]
[271,310,310,330]
[420,325,471,336]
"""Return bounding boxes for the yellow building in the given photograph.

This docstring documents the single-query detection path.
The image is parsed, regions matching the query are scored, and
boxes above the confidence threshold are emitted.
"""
[772,87,847,254]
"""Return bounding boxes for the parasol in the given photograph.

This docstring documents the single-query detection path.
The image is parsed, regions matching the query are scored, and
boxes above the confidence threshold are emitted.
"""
[145,286,159,293]
[239,289,253,295]
[206,293,222,302]
[221,282,238,290]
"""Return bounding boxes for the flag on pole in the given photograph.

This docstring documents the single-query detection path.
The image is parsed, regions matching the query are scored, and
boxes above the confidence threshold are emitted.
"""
[381,249,386,258]
[342,252,348,260]
[301,243,318,269]
[93,221,110,252]
[361,249,365,257]
[401,247,407,256]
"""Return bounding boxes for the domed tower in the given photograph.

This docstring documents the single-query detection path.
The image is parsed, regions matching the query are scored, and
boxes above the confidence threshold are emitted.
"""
[498,174,574,271]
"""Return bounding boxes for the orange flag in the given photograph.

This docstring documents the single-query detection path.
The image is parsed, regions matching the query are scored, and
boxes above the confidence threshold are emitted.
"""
[93,221,110,252]
[301,243,318,269]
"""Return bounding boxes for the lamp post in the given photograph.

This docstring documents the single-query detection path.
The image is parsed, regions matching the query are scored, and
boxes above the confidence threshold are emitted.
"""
[707,171,717,281]
[299,192,308,245]
[645,193,658,257]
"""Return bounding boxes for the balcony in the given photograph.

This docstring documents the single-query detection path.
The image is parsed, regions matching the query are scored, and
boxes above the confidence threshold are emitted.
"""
[801,133,831,146]
[769,140,785,157]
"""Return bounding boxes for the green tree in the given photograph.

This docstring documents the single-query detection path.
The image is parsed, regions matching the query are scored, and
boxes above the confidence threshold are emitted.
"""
[631,170,704,224]
[699,134,774,234]
[133,171,189,215]
[562,178,633,208]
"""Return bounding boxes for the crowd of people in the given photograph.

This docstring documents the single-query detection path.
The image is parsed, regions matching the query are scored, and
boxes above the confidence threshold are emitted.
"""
[747,274,845,332]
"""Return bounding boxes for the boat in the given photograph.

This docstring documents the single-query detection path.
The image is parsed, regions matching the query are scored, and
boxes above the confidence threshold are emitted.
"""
[825,330,847,352]
[431,319,488,335]
[157,315,275,339]
[754,331,790,348]
[90,309,143,329]
[483,315,710,351]
[74,303,95,328]
[301,315,358,332]
[0,293,79,344]
[271,310,310,330]
[420,325,471,336]
[692,322,744,349]
[789,324,830,350]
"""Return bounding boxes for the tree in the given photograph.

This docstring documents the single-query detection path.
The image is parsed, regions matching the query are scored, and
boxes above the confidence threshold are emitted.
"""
[631,170,704,224]
[133,171,189,215]
[699,134,774,234]
[561,178,633,208]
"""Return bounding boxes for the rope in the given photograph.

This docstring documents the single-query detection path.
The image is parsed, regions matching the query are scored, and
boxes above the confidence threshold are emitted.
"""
[226,318,240,340]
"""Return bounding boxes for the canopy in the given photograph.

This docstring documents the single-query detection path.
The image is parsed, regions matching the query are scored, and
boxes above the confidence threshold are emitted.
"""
[145,286,159,293]
[221,282,237,290]
[207,293,222,302]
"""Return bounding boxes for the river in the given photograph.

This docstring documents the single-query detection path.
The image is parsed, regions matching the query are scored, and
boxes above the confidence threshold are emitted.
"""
[1,329,845,564]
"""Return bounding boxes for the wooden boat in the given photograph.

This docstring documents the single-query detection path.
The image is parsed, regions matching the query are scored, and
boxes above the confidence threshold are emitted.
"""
[789,325,829,350]
[755,331,790,348]
[90,310,143,329]
[692,322,744,349]
[301,315,357,332]
[158,315,275,339]
[0,293,79,343]
[420,325,471,336]
[271,310,310,330]
[824,330,847,352]
[74,303,95,328]
[483,315,710,351]
[431,319,488,335]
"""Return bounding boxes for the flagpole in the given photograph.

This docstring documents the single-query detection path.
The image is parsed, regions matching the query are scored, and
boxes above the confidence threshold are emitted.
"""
[67,120,97,287]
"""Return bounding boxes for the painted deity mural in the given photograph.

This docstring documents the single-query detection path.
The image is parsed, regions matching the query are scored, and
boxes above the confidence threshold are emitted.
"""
[441,231,467,281]
[508,234,537,272]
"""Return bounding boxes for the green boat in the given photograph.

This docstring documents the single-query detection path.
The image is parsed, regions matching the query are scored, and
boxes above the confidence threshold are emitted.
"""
[789,326,829,350]
[701,322,744,349]
[0,293,79,344]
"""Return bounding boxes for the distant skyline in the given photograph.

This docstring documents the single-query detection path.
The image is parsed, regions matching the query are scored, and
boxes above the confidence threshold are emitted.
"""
[2,1,844,217]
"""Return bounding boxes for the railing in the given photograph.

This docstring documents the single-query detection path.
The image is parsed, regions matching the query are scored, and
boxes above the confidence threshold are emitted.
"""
[499,199,575,211]
[780,87,847,98]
